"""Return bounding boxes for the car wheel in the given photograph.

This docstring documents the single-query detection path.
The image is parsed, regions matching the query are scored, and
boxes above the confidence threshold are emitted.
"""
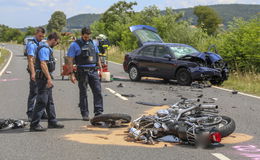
[176,68,192,86]
[129,65,141,81]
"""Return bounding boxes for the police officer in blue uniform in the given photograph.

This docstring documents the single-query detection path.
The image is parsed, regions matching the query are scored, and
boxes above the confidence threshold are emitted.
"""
[67,27,104,121]
[26,27,47,121]
[30,32,64,132]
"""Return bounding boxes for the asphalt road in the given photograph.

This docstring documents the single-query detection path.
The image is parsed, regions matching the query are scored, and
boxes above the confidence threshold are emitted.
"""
[0,44,259,160]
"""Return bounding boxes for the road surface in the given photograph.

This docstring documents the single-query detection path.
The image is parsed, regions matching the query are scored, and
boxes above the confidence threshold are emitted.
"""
[0,44,259,160]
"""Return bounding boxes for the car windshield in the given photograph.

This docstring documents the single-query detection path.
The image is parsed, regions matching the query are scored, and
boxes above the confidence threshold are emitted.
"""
[169,46,199,59]
[134,29,163,44]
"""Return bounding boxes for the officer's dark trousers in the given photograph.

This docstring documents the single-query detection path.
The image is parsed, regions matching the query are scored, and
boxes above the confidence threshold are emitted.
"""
[27,79,37,117]
[78,69,103,116]
[30,79,57,127]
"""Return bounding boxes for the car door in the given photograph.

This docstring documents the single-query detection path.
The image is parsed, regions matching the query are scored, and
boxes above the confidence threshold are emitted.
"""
[153,45,177,78]
[136,45,157,76]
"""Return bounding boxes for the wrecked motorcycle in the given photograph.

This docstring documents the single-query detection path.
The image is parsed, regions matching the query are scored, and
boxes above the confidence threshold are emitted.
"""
[128,98,235,147]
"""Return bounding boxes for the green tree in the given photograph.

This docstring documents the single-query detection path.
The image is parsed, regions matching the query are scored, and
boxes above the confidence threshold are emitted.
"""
[194,6,222,35]
[25,26,36,36]
[100,1,137,32]
[216,16,260,72]
[0,25,24,43]
[47,11,67,33]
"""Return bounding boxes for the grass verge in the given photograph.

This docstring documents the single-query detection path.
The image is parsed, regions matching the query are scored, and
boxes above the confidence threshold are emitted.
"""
[0,48,10,69]
[222,72,260,96]
[106,46,125,64]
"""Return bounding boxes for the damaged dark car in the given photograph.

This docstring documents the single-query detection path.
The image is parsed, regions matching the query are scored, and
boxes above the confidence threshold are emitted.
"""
[123,25,228,86]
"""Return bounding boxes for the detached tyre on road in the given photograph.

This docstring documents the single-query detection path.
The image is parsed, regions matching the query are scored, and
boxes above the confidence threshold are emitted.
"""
[176,68,192,86]
[91,113,132,127]
[129,65,141,81]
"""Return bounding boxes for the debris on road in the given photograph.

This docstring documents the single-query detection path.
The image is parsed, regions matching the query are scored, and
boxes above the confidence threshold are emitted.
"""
[197,94,203,98]
[232,90,238,94]
[121,94,135,98]
[136,101,166,106]
[113,76,129,81]
[0,119,28,131]
[5,71,12,74]
[117,83,124,88]
[157,135,180,143]
[191,81,211,89]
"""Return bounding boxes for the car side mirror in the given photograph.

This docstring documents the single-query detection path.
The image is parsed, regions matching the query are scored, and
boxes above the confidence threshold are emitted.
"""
[163,54,172,60]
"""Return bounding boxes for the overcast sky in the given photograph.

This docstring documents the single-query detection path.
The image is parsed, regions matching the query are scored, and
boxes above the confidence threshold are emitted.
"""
[0,0,259,28]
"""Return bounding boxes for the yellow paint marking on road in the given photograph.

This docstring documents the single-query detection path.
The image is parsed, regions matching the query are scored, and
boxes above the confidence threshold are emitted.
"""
[221,133,253,144]
[64,124,175,148]
[143,105,169,115]
[64,105,175,148]
[142,77,163,81]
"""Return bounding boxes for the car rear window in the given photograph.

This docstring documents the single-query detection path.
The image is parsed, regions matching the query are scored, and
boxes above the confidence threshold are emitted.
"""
[135,30,162,44]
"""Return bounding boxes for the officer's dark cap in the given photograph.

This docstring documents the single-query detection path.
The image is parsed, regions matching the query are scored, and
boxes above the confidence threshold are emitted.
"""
[81,27,92,35]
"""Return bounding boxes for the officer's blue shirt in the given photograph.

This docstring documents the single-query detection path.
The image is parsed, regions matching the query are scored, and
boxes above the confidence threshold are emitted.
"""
[38,42,53,61]
[26,37,41,57]
[67,38,100,67]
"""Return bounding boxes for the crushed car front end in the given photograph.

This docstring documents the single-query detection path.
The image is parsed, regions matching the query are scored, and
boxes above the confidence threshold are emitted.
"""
[179,52,229,85]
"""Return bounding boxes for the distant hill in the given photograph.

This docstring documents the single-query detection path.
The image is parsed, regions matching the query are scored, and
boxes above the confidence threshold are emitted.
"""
[17,4,259,32]
[65,4,259,31]
[66,13,100,31]
[173,4,260,25]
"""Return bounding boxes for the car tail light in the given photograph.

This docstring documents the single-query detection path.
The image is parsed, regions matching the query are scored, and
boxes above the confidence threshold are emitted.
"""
[124,54,129,62]
[210,132,222,143]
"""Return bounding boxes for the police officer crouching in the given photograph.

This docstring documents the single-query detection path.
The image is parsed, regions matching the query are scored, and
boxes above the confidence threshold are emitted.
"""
[67,27,104,121]
[30,32,64,132]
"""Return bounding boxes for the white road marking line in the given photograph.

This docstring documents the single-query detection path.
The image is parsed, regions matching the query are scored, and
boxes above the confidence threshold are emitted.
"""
[0,47,13,77]
[106,88,128,101]
[213,86,260,100]
[212,153,231,160]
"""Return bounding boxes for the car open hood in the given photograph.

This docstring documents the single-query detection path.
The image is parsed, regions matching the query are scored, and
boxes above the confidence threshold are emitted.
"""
[129,25,164,46]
